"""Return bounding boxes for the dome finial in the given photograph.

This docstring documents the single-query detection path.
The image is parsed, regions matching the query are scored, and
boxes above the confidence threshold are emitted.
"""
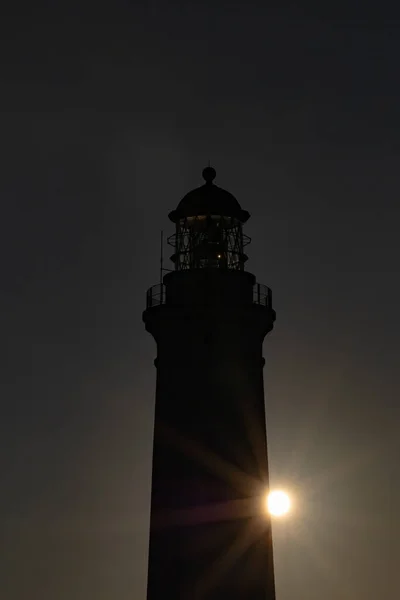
[202,164,216,184]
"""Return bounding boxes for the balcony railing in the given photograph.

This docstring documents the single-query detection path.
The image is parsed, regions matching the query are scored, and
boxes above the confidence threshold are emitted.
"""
[146,282,272,309]
[253,283,273,309]
[146,283,166,308]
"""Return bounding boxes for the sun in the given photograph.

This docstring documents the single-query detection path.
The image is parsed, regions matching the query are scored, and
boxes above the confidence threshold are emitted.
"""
[267,490,291,517]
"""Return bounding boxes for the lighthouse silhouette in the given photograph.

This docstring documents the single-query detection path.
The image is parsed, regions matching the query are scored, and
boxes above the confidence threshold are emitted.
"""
[143,166,277,600]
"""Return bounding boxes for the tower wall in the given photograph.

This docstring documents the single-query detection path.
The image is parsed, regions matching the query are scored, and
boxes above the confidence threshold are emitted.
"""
[144,269,276,600]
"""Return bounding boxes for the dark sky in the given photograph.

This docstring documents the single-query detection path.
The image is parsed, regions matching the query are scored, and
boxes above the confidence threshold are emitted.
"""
[1,1,400,598]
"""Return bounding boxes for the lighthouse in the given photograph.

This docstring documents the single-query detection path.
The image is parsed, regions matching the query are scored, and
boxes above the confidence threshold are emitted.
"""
[143,167,277,600]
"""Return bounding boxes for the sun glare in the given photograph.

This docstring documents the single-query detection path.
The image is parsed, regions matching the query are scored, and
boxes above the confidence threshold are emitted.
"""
[267,490,291,517]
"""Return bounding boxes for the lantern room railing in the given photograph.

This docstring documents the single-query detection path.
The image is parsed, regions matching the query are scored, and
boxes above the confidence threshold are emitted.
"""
[146,282,272,310]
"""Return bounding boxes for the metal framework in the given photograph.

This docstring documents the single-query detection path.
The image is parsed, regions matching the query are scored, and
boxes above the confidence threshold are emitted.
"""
[168,215,251,271]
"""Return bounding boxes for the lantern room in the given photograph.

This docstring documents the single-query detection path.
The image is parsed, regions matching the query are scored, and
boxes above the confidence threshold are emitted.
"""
[168,166,251,271]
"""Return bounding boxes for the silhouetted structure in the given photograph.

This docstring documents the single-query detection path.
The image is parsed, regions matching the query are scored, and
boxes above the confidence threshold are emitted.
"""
[143,167,276,600]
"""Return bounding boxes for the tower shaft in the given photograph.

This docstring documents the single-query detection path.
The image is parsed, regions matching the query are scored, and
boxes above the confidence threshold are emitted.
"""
[144,269,276,599]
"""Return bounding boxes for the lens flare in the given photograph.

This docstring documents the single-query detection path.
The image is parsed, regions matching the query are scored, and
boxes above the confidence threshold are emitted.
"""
[267,490,291,516]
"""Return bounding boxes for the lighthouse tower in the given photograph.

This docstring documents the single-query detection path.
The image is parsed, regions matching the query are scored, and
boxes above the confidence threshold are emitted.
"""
[143,167,276,600]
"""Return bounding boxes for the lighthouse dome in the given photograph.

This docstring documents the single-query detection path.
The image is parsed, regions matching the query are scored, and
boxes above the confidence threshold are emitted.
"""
[168,167,250,224]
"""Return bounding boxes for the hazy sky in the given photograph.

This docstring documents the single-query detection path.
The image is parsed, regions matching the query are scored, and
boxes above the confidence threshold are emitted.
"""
[1,2,400,599]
